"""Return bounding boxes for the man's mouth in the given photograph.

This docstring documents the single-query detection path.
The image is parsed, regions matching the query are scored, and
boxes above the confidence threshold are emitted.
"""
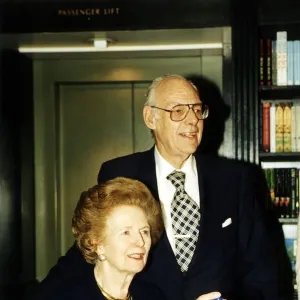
[180,132,197,138]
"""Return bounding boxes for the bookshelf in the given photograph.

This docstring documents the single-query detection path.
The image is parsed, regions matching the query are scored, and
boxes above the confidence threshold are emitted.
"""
[258,24,300,297]
[259,85,300,99]
[260,152,300,161]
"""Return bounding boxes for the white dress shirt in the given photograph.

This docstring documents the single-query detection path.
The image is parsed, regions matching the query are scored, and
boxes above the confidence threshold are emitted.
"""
[154,147,200,253]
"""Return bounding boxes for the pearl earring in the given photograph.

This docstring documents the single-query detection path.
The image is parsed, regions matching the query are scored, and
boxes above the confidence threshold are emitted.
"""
[99,254,106,261]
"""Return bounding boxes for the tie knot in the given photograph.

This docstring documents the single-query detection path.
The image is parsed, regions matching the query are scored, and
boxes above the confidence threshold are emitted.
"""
[167,170,186,190]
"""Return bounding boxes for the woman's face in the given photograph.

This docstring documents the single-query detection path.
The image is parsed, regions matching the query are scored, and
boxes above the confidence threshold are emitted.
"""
[97,205,151,275]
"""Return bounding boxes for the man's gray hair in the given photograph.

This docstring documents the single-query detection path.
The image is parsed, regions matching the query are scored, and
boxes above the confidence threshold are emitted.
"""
[144,74,198,107]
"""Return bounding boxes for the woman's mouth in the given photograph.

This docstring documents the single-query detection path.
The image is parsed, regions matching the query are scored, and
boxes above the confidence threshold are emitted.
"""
[127,253,145,260]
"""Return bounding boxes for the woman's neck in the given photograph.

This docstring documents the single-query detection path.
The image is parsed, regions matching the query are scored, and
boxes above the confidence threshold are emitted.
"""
[94,263,134,299]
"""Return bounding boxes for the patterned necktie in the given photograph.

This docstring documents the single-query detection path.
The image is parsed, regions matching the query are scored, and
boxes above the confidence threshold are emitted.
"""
[167,170,200,272]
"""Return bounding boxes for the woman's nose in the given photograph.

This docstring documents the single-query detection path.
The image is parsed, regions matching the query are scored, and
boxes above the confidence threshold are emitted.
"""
[134,232,145,247]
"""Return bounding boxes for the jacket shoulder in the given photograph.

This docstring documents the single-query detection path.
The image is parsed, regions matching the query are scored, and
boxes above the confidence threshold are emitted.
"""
[195,153,257,173]
[97,150,153,183]
[104,151,148,167]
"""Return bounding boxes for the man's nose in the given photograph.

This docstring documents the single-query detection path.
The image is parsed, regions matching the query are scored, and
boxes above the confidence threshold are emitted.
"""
[185,107,199,124]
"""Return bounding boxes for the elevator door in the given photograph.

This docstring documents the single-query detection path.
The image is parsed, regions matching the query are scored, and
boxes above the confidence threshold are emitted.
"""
[57,81,153,252]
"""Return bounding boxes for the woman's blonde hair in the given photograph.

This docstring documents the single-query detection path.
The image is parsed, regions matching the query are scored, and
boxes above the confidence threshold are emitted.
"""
[72,177,164,264]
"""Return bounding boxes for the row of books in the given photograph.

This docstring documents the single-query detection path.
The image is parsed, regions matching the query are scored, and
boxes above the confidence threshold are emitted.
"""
[259,31,300,86]
[264,168,300,218]
[260,100,300,153]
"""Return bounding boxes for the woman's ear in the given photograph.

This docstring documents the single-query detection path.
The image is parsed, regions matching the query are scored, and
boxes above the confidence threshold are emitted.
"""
[95,243,105,256]
[143,106,156,130]
[96,243,107,262]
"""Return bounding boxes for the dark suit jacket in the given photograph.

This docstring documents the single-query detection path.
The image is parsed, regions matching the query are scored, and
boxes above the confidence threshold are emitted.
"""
[96,148,280,300]
[36,148,282,300]
[34,261,165,300]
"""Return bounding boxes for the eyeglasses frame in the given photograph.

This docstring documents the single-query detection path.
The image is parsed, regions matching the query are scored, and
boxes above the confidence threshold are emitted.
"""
[150,103,209,122]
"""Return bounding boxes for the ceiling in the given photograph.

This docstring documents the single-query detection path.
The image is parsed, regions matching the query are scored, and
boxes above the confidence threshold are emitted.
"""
[0,27,230,59]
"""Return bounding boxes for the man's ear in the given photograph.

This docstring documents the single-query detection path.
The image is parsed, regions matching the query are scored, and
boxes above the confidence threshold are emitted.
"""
[143,106,156,130]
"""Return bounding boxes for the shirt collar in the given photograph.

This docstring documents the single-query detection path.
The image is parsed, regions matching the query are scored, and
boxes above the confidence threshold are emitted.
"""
[154,146,196,179]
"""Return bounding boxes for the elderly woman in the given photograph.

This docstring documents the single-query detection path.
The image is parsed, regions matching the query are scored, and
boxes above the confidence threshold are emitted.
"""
[35,177,165,300]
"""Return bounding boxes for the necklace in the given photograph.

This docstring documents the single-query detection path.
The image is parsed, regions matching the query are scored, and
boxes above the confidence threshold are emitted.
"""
[97,282,132,300]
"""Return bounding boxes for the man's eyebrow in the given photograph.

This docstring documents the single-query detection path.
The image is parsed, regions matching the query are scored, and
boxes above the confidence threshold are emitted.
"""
[169,102,203,106]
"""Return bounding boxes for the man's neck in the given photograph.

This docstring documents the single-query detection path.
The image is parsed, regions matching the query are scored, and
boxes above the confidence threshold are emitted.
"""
[169,157,188,169]
[155,146,191,169]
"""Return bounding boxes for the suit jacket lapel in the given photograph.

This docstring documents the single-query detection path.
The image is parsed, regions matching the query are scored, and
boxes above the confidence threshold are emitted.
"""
[136,147,159,200]
[186,154,224,277]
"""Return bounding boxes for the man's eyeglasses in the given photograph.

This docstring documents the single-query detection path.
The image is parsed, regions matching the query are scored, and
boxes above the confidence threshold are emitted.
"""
[150,103,209,122]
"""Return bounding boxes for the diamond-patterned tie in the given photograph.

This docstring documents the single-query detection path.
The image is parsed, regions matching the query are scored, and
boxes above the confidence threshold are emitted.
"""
[167,170,200,272]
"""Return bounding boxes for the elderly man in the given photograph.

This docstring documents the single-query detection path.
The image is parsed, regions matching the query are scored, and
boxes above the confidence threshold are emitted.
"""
[39,75,281,300]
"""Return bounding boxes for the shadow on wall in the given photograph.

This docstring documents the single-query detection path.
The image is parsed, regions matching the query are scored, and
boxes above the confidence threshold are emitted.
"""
[186,74,230,156]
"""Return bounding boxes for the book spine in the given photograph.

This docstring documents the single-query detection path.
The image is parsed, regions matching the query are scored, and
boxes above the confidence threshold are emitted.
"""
[270,102,276,153]
[283,102,292,152]
[262,102,271,152]
[287,41,294,85]
[276,31,288,86]
[290,168,296,218]
[259,38,265,85]
[272,40,277,86]
[267,39,272,86]
[275,103,284,152]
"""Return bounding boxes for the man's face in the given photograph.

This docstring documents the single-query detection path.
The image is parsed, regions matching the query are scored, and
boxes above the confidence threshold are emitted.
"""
[148,78,203,166]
